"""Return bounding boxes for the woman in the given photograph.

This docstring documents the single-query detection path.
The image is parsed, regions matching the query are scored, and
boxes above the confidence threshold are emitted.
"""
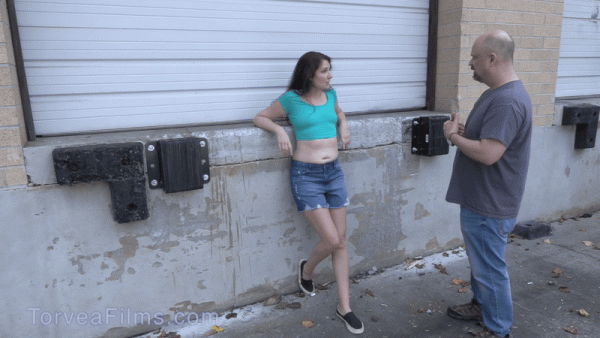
[253,51,363,335]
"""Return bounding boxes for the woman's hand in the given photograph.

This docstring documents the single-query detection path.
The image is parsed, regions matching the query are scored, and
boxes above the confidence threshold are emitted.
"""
[276,129,293,156]
[339,128,350,150]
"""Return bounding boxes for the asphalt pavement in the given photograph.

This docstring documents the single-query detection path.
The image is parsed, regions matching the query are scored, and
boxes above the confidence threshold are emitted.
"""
[138,210,600,338]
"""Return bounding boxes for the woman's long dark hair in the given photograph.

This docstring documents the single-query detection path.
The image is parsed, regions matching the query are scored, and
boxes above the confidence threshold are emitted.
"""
[287,51,331,96]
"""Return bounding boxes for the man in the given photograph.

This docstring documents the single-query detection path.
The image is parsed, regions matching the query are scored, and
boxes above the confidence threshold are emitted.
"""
[443,30,532,338]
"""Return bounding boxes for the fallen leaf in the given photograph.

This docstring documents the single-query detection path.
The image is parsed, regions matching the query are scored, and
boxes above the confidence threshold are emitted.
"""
[302,319,314,328]
[416,263,425,269]
[263,294,281,306]
[583,241,595,247]
[275,302,288,309]
[315,283,329,291]
[211,326,224,333]
[417,308,426,313]
[351,278,360,284]
[458,287,467,294]
[543,239,554,244]
[295,291,305,298]
[225,313,237,319]
[288,302,301,309]
[461,280,471,287]
[559,286,570,293]
[451,279,464,285]
[552,267,564,278]
[563,326,578,334]
[580,228,587,232]
[577,309,589,317]
[443,252,449,257]
[159,332,167,338]
[366,289,375,298]
[434,264,448,274]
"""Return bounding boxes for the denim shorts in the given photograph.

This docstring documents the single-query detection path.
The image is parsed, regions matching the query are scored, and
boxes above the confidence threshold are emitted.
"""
[290,159,350,212]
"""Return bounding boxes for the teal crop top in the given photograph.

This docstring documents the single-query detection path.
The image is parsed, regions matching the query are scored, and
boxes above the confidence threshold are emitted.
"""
[278,89,338,141]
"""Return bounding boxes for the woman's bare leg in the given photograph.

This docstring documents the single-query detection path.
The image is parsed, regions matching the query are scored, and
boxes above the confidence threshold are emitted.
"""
[302,207,351,314]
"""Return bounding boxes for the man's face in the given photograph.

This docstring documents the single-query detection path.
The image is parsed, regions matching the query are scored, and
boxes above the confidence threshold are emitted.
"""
[469,41,488,84]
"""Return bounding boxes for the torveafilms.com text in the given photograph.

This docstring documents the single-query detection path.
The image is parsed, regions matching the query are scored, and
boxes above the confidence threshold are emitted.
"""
[28,308,219,326]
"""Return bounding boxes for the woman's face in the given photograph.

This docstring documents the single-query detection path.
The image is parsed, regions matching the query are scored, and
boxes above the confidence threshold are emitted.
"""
[311,60,332,91]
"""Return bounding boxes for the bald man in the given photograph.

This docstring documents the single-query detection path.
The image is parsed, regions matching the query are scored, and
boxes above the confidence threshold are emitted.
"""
[443,30,532,338]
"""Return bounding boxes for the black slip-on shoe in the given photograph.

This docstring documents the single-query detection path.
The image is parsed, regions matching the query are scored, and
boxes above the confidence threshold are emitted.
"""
[298,259,314,295]
[336,307,364,334]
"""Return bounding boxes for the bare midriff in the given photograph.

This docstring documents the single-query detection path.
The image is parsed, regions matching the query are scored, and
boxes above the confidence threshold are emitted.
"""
[293,137,338,164]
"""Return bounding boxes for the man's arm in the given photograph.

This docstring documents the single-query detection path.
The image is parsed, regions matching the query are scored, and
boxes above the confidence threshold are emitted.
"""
[444,112,507,166]
[449,134,506,166]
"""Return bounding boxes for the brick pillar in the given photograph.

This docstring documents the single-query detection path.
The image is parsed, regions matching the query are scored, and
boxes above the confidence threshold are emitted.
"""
[436,0,565,127]
[0,0,27,187]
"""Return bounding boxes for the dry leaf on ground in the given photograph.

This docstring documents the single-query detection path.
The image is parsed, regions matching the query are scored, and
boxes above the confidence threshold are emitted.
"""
[577,309,589,317]
[552,267,564,278]
[559,286,571,293]
[434,264,448,274]
[563,326,578,334]
[543,239,554,244]
[225,313,237,319]
[366,289,375,298]
[452,279,464,285]
[302,319,315,328]
[458,287,467,294]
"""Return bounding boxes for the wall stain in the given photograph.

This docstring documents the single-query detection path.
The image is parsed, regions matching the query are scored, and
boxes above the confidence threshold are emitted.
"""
[426,237,440,251]
[346,146,409,262]
[564,165,570,178]
[69,254,100,275]
[146,241,180,253]
[414,202,431,220]
[170,300,216,314]
[197,280,207,290]
[104,235,139,282]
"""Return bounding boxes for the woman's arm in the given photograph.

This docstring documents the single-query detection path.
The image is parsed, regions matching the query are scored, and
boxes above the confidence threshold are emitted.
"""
[335,102,350,149]
[253,100,294,156]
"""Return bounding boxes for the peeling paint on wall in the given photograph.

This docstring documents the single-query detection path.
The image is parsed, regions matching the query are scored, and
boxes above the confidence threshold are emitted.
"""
[104,235,139,282]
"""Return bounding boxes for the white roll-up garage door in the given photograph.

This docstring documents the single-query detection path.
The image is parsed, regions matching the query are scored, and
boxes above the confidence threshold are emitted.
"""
[556,0,600,98]
[15,0,430,136]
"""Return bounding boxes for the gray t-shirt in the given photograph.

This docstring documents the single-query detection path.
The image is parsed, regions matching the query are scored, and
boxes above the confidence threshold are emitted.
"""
[446,80,532,219]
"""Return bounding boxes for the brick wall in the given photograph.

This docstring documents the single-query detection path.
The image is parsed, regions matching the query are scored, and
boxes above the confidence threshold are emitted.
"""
[436,0,565,127]
[0,0,27,187]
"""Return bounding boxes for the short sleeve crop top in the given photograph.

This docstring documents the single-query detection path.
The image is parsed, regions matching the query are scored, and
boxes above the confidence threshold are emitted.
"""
[277,89,338,141]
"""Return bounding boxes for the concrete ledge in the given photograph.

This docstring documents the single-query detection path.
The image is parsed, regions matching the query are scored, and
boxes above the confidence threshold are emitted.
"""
[23,110,444,185]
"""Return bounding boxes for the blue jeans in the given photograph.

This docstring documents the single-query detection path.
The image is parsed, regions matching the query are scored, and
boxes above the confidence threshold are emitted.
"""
[289,159,350,212]
[460,207,516,337]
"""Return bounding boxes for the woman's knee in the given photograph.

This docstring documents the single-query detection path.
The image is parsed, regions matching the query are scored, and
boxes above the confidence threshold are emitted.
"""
[324,235,346,252]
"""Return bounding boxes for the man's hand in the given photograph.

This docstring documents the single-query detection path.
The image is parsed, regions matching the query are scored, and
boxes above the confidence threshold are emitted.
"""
[444,112,460,140]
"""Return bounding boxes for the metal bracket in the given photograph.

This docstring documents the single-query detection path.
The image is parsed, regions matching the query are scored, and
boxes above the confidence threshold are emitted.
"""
[562,104,600,149]
[145,137,210,193]
[411,115,450,156]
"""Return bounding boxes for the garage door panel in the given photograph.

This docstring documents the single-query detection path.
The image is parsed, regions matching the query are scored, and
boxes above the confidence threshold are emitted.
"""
[556,0,600,98]
[15,0,430,135]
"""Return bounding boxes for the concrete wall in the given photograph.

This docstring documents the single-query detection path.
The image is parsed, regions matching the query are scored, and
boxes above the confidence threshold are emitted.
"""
[2,0,600,337]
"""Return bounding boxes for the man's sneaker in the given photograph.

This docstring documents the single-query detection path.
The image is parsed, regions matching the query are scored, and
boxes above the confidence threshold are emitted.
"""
[336,307,364,334]
[468,326,510,337]
[447,299,483,321]
[298,259,314,295]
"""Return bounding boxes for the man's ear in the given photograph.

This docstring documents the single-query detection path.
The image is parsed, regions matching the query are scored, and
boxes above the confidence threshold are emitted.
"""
[489,52,497,63]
